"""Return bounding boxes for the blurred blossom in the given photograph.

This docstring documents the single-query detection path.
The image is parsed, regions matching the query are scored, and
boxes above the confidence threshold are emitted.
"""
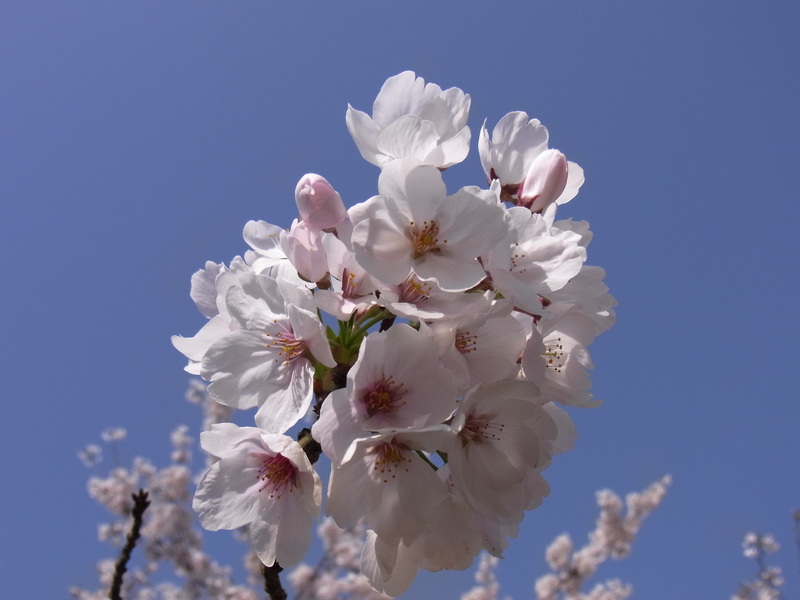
[77,444,103,468]
[100,427,127,442]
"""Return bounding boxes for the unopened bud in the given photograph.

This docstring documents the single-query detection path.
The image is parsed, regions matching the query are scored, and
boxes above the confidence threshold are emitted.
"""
[295,174,347,230]
[518,149,569,213]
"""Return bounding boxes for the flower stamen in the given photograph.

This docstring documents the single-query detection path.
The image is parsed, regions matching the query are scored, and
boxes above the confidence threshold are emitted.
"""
[409,219,446,258]
[370,441,412,483]
[255,453,298,498]
[265,330,307,365]
[460,415,505,445]
[455,331,478,354]
[363,376,407,416]
[543,337,564,373]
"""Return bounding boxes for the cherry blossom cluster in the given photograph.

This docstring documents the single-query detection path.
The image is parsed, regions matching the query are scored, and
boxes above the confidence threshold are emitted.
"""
[172,70,617,595]
[732,533,784,600]
[71,419,259,600]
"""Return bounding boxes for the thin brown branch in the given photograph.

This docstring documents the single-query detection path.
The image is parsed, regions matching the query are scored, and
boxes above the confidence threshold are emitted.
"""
[108,489,150,600]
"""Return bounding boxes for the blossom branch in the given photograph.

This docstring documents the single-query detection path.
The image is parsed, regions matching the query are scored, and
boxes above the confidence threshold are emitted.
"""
[108,489,150,600]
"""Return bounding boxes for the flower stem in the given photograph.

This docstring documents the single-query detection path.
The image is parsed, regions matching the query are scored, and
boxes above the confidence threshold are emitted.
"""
[261,562,287,600]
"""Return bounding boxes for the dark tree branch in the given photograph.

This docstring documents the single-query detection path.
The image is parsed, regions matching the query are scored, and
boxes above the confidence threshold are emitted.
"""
[109,489,150,600]
[262,562,287,600]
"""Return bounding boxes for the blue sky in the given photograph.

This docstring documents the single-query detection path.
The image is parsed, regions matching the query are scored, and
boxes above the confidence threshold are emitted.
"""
[2,1,799,598]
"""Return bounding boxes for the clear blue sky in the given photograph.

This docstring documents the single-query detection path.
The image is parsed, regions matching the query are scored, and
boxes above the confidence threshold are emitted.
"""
[2,2,799,598]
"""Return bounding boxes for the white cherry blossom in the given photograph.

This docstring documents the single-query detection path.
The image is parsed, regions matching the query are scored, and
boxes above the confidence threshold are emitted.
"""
[314,323,457,434]
[200,270,335,433]
[346,71,471,169]
[350,159,506,292]
[479,111,584,208]
[324,427,454,548]
[485,206,586,314]
[448,380,564,523]
[479,111,550,189]
[193,423,321,567]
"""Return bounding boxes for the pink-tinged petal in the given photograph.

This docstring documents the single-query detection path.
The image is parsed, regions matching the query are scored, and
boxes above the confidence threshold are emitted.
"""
[193,453,263,530]
[312,388,362,462]
[351,199,414,285]
[542,402,577,454]
[225,284,283,332]
[376,115,439,164]
[361,532,420,597]
[242,220,284,258]
[279,220,329,283]
[519,149,569,213]
[171,315,230,364]
[555,161,585,205]
[294,173,347,230]
[484,111,549,185]
[325,448,374,526]
[371,71,429,128]
[202,330,276,409]
[345,105,381,165]
[251,493,313,567]
[414,253,486,292]
[253,359,313,433]
[198,422,255,457]
[393,161,447,222]
[425,124,471,168]
[286,303,335,368]
[190,261,224,318]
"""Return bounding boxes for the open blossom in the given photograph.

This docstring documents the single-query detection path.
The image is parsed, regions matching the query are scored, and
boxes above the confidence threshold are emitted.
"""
[479,111,550,189]
[193,423,321,567]
[522,309,599,408]
[479,111,584,208]
[313,233,379,320]
[314,323,457,436]
[323,427,453,548]
[448,380,566,523]
[200,269,335,433]
[350,159,506,292]
[485,206,586,314]
[346,70,471,169]
[423,302,525,390]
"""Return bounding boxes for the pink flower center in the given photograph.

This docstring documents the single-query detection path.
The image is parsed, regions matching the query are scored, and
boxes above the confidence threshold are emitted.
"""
[543,337,564,372]
[398,276,431,304]
[460,414,504,446]
[363,376,407,417]
[455,331,478,354]
[409,219,446,258]
[256,453,298,498]
[340,268,358,298]
[265,330,307,365]
[370,441,412,483]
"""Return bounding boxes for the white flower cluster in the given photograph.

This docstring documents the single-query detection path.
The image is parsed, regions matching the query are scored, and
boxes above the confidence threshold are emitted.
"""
[732,532,784,600]
[172,71,617,595]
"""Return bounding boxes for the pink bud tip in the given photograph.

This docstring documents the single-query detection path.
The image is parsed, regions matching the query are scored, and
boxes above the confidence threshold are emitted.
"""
[518,149,569,213]
[295,174,347,230]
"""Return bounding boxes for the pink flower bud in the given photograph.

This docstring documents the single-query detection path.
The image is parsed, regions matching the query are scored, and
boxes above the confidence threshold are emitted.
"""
[280,219,329,283]
[518,149,569,213]
[294,174,347,230]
